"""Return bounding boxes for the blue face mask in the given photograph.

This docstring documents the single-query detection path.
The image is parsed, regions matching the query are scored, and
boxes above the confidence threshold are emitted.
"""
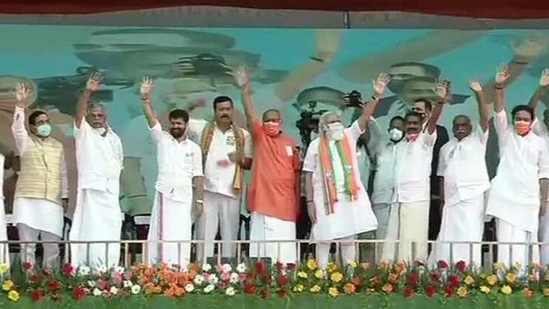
[36,124,52,137]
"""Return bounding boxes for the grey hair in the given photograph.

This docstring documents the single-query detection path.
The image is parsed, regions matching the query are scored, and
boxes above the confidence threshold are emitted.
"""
[87,102,106,113]
[318,110,341,132]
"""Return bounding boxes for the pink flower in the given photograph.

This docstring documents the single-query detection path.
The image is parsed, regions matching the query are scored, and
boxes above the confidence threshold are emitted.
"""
[220,272,231,281]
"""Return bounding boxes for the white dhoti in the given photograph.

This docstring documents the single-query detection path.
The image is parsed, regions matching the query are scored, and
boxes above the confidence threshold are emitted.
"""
[249,212,297,264]
[540,212,549,265]
[0,197,8,267]
[147,192,192,267]
[195,191,241,262]
[69,189,122,269]
[428,197,484,268]
[496,219,539,269]
[382,201,430,263]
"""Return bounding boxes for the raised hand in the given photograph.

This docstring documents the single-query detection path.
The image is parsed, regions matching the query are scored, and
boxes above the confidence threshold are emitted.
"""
[86,72,102,91]
[495,65,510,86]
[15,83,32,107]
[540,69,549,88]
[140,77,154,97]
[226,65,251,89]
[469,80,482,93]
[434,79,451,101]
[372,73,390,96]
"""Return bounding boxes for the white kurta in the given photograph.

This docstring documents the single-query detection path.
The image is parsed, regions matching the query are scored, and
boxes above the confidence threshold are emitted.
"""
[70,120,124,268]
[429,128,490,267]
[532,117,549,265]
[11,106,68,237]
[146,123,203,267]
[487,110,549,268]
[303,121,378,241]
[0,154,9,267]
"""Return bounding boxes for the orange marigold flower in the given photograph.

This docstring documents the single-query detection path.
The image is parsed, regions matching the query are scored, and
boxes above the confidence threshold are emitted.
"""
[343,283,356,295]
[381,284,393,293]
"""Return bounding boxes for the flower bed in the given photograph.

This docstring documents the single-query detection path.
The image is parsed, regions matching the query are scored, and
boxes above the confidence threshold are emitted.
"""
[1,260,549,308]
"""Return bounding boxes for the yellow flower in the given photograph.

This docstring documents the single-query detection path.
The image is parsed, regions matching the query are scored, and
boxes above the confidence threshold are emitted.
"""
[0,264,9,275]
[486,275,498,286]
[297,271,308,279]
[2,280,14,291]
[307,259,318,270]
[8,290,20,302]
[326,263,338,273]
[328,287,339,298]
[501,285,512,295]
[543,288,549,297]
[348,261,357,269]
[330,272,343,283]
[464,276,475,285]
[505,273,517,283]
[494,263,506,271]
[457,286,469,298]
[544,272,549,282]
[310,285,321,293]
[513,262,522,271]
[293,284,304,293]
[314,269,324,279]
[480,286,491,294]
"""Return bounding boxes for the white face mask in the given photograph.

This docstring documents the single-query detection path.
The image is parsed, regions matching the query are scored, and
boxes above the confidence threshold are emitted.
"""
[389,128,403,142]
[326,122,345,141]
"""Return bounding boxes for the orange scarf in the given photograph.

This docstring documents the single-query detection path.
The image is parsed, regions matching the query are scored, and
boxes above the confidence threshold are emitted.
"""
[319,135,359,215]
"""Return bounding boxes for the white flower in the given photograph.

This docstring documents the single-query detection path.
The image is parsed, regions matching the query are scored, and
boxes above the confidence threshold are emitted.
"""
[77,266,91,276]
[203,284,215,293]
[207,274,219,284]
[202,263,212,272]
[184,283,195,293]
[95,264,108,274]
[92,288,102,296]
[131,285,141,295]
[110,286,119,295]
[113,266,125,274]
[88,280,96,287]
[193,274,205,285]
[123,280,133,288]
[236,263,247,273]
[225,286,235,296]
[229,272,240,284]
[221,264,232,273]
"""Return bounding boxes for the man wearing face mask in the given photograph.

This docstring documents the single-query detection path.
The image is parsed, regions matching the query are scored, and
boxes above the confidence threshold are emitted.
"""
[382,80,450,263]
[140,77,204,267]
[302,73,389,267]
[69,73,124,269]
[11,83,69,269]
[487,66,549,269]
[229,67,300,264]
[366,115,405,261]
[184,95,252,263]
[428,80,491,267]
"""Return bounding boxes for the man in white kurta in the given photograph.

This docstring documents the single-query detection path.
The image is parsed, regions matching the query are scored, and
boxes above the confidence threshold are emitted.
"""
[303,117,378,267]
[69,74,124,269]
[185,96,253,262]
[0,153,9,267]
[140,78,204,268]
[12,84,69,269]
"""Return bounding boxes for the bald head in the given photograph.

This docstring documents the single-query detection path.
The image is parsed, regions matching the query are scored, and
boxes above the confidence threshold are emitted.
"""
[86,102,108,128]
[262,109,282,123]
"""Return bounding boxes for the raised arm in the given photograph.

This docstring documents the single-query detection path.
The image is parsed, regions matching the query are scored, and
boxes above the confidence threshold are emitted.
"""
[530,69,549,136]
[12,83,32,155]
[139,77,159,128]
[228,66,259,127]
[469,81,491,132]
[356,73,390,132]
[75,73,101,129]
[426,80,450,135]
[493,66,511,134]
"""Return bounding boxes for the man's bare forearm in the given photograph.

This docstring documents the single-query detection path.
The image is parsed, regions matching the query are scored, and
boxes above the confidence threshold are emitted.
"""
[241,85,258,126]
[528,87,546,110]
[75,89,92,128]
[304,172,313,202]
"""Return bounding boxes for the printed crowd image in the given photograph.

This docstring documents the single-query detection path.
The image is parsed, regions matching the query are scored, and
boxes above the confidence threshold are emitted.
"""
[1,25,549,274]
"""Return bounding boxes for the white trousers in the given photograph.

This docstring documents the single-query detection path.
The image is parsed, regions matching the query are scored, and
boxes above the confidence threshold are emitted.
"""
[0,198,9,267]
[539,212,549,265]
[249,212,297,264]
[195,191,240,261]
[316,236,356,268]
[496,218,538,269]
[17,223,60,269]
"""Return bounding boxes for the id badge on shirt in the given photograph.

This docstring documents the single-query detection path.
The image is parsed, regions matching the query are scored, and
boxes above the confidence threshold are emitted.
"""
[285,145,293,156]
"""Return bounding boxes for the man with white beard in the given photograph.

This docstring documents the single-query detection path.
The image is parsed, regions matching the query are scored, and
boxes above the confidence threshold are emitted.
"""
[69,73,124,269]
[140,77,204,267]
[302,73,389,268]
[382,80,449,263]
[487,66,549,269]
[428,80,491,267]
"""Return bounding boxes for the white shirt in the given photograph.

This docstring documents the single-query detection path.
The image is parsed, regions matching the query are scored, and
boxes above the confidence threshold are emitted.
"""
[437,127,490,206]
[0,154,4,200]
[394,131,437,203]
[150,122,203,202]
[186,118,252,199]
[369,120,401,204]
[74,119,123,194]
[486,110,549,232]
[532,117,549,202]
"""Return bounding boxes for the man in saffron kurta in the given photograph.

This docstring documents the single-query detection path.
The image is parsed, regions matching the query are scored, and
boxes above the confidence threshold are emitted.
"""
[229,67,300,264]
[69,74,124,269]
[11,83,69,269]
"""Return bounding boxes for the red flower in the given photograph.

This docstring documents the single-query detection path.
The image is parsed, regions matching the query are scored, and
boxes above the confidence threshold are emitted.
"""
[256,262,266,274]
[23,262,33,271]
[244,283,257,294]
[286,263,296,271]
[275,262,284,271]
[42,269,54,277]
[444,286,455,297]
[455,261,468,272]
[407,273,420,286]
[425,285,438,297]
[31,290,44,302]
[431,273,441,283]
[437,260,449,269]
[73,287,87,300]
[262,274,272,285]
[97,279,110,291]
[47,280,61,292]
[261,289,270,299]
[404,287,416,298]
[62,264,75,277]
[277,276,289,286]
[448,275,460,288]
[278,289,288,298]
[29,274,43,284]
